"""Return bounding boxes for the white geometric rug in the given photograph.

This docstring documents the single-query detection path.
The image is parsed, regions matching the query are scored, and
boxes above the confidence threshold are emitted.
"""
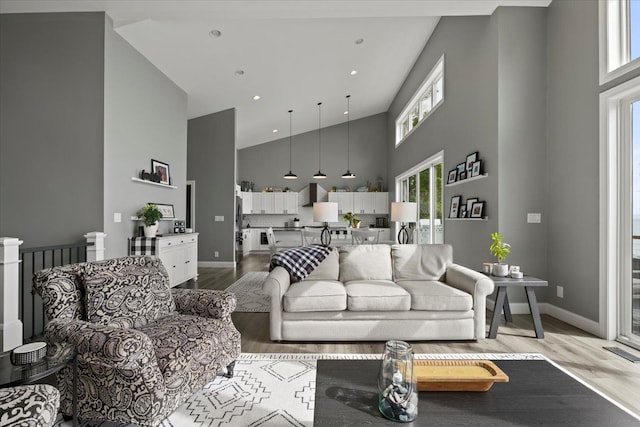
[225,272,270,312]
[55,353,550,427]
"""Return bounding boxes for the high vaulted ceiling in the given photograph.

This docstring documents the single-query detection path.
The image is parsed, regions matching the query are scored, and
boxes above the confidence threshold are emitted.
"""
[0,1,551,148]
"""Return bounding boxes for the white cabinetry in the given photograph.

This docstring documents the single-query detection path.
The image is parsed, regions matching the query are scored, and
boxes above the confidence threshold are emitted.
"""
[273,192,298,214]
[241,192,253,214]
[251,193,273,214]
[156,234,198,287]
[329,192,389,214]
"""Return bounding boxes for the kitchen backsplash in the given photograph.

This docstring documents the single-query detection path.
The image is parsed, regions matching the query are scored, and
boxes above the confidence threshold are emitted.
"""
[244,206,385,229]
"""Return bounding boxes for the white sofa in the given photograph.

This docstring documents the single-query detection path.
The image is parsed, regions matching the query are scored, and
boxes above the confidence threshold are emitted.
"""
[262,244,494,341]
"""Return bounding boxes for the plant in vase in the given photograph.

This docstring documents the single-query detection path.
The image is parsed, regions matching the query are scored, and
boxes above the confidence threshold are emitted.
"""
[137,203,163,238]
[489,232,511,276]
[342,211,360,228]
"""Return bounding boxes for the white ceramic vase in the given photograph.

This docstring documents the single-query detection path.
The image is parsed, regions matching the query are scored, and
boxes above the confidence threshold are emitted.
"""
[492,263,509,277]
[144,223,158,238]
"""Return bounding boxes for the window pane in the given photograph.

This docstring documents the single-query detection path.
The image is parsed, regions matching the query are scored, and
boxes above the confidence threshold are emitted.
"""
[402,118,409,137]
[632,0,640,61]
[408,175,417,203]
[410,105,419,129]
[433,76,443,104]
[421,90,433,118]
[419,169,430,220]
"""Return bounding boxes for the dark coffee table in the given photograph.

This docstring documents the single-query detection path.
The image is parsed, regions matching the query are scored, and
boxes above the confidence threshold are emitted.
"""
[314,359,640,426]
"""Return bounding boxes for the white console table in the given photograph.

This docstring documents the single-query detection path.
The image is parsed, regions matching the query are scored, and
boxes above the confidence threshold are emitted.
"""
[130,234,198,287]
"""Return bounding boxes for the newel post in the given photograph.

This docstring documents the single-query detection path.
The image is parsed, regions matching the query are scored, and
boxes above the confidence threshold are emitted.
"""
[84,232,107,262]
[0,237,24,351]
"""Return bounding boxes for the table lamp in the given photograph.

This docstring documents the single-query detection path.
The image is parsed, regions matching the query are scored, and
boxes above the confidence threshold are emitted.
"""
[391,202,417,244]
[313,202,338,246]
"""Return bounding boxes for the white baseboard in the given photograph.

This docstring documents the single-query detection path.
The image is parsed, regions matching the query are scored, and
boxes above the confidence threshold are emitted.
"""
[487,299,602,337]
[198,261,236,268]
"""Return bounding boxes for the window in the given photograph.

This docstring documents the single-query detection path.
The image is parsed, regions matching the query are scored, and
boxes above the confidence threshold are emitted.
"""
[600,0,640,83]
[395,55,444,145]
[396,151,443,244]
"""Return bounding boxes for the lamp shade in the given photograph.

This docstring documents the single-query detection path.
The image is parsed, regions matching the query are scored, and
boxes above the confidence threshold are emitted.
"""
[391,202,417,223]
[313,202,338,222]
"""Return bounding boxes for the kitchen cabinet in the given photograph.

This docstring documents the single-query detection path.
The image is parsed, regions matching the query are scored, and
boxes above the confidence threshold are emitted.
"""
[330,192,389,214]
[241,191,253,214]
[156,234,198,287]
[251,193,273,214]
[273,192,298,214]
[328,192,354,215]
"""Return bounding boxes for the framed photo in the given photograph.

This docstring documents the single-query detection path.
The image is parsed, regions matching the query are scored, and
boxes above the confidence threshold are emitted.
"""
[466,198,478,214]
[459,205,467,218]
[466,151,478,173]
[153,203,175,218]
[449,196,461,218]
[471,160,482,177]
[470,201,485,218]
[459,170,467,181]
[447,169,458,184]
[456,162,466,175]
[151,159,170,185]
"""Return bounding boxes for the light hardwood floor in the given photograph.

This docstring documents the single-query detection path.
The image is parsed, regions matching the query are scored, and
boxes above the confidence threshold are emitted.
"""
[184,254,640,417]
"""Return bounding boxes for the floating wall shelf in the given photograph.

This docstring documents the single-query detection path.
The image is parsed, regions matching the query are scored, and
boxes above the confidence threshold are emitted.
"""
[445,173,488,188]
[445,217,489,221]
[131,177,177,189]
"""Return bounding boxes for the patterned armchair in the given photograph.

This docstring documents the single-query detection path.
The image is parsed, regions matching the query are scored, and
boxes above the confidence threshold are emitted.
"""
[0,384,60,427]
[33,256,241,427]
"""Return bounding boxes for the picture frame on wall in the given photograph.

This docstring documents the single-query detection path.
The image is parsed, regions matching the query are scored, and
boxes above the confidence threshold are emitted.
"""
[447,169,458,184]
[459,170,467,181]
[153,203,175,218]
[466,198,478,214]
[459,205,467,218]
[471,160,482,177]
[151,159,171,185]
[449,196,461,218]
[456,162,466,176]
[466,151,478,174]
[470,201,485,218]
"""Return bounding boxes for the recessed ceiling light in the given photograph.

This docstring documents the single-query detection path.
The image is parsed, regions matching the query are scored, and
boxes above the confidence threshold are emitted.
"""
[234,70,245,76]
[350,70,358,76]
[355,38,364,45]
[272,129,278,133]
[253,95,261,101]
[209,30,222,38]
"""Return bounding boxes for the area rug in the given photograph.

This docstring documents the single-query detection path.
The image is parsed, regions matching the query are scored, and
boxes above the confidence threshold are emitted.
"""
[225,271,270,312]
[54,353,573,427]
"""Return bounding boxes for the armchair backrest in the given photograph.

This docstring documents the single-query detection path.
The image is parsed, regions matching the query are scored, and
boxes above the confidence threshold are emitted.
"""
[34,255,175,328]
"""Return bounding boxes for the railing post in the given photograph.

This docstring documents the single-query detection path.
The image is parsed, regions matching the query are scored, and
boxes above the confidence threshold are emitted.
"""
[0,237,24,351]
[84,232,107,262]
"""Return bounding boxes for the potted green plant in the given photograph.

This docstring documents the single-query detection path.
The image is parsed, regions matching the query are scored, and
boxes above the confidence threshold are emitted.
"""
[489,232,511,276]
[137,203,163,238]
[343,211,360,228]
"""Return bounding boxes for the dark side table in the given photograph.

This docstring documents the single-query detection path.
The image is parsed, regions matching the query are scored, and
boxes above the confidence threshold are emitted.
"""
[488,275,548,339]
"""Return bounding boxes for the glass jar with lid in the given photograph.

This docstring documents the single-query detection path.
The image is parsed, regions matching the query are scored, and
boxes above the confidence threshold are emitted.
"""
[378,340,418,422]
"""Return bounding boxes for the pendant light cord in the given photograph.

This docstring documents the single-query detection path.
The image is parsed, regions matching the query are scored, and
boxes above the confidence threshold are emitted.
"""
[346,95,350,170]
[289,109,293,171]
[317,102,322,171]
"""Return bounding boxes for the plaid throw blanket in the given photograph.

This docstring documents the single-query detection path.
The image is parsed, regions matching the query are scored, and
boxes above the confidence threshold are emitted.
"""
[269,244,332,281]
[129,237,156,255]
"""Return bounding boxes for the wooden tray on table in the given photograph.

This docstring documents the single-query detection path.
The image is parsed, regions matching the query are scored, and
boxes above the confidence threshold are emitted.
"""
[414,360,509,392]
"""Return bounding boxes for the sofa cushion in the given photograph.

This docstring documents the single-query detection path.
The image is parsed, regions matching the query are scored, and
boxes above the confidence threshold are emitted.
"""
[392,244,453,281]
[339,245,392,282]
[284,280,347,312]
[33,263,85,321]
[345,280,410,311]
[80,256,175,328]
[303,248,339,281]
[396,280,473,311]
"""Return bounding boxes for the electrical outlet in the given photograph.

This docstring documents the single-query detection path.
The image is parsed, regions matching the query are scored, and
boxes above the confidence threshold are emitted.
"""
[527,213,542,223]
[214,251,219,258]
[557,285,563,298]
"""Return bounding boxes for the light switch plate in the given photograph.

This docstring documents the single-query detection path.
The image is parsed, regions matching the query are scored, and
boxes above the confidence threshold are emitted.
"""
[215,216,224,222]
[113,213,122,223]
[527,213,541,223]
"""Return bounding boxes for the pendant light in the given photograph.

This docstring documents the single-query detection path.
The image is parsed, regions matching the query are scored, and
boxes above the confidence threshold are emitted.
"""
[283,109,297,179]
[313,102,327,179]
[341,95,356,179]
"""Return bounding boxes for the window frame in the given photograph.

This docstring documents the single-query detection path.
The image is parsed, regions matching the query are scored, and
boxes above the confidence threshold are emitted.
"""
[599,0,640,85]
[395,55,445,146]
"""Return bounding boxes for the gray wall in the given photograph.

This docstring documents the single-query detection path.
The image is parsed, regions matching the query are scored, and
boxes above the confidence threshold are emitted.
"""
[386,15,500,269]
[238,113,388,193]
[546,0,600,321]
[0,13,104,247]
[103,16,188,258]
[187,109,236,263]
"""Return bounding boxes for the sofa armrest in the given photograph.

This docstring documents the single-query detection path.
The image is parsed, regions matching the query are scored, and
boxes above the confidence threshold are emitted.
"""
[262,266,292,341]
[171,288,236,319]
[45,319,159,370]
[445,264,495,340]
